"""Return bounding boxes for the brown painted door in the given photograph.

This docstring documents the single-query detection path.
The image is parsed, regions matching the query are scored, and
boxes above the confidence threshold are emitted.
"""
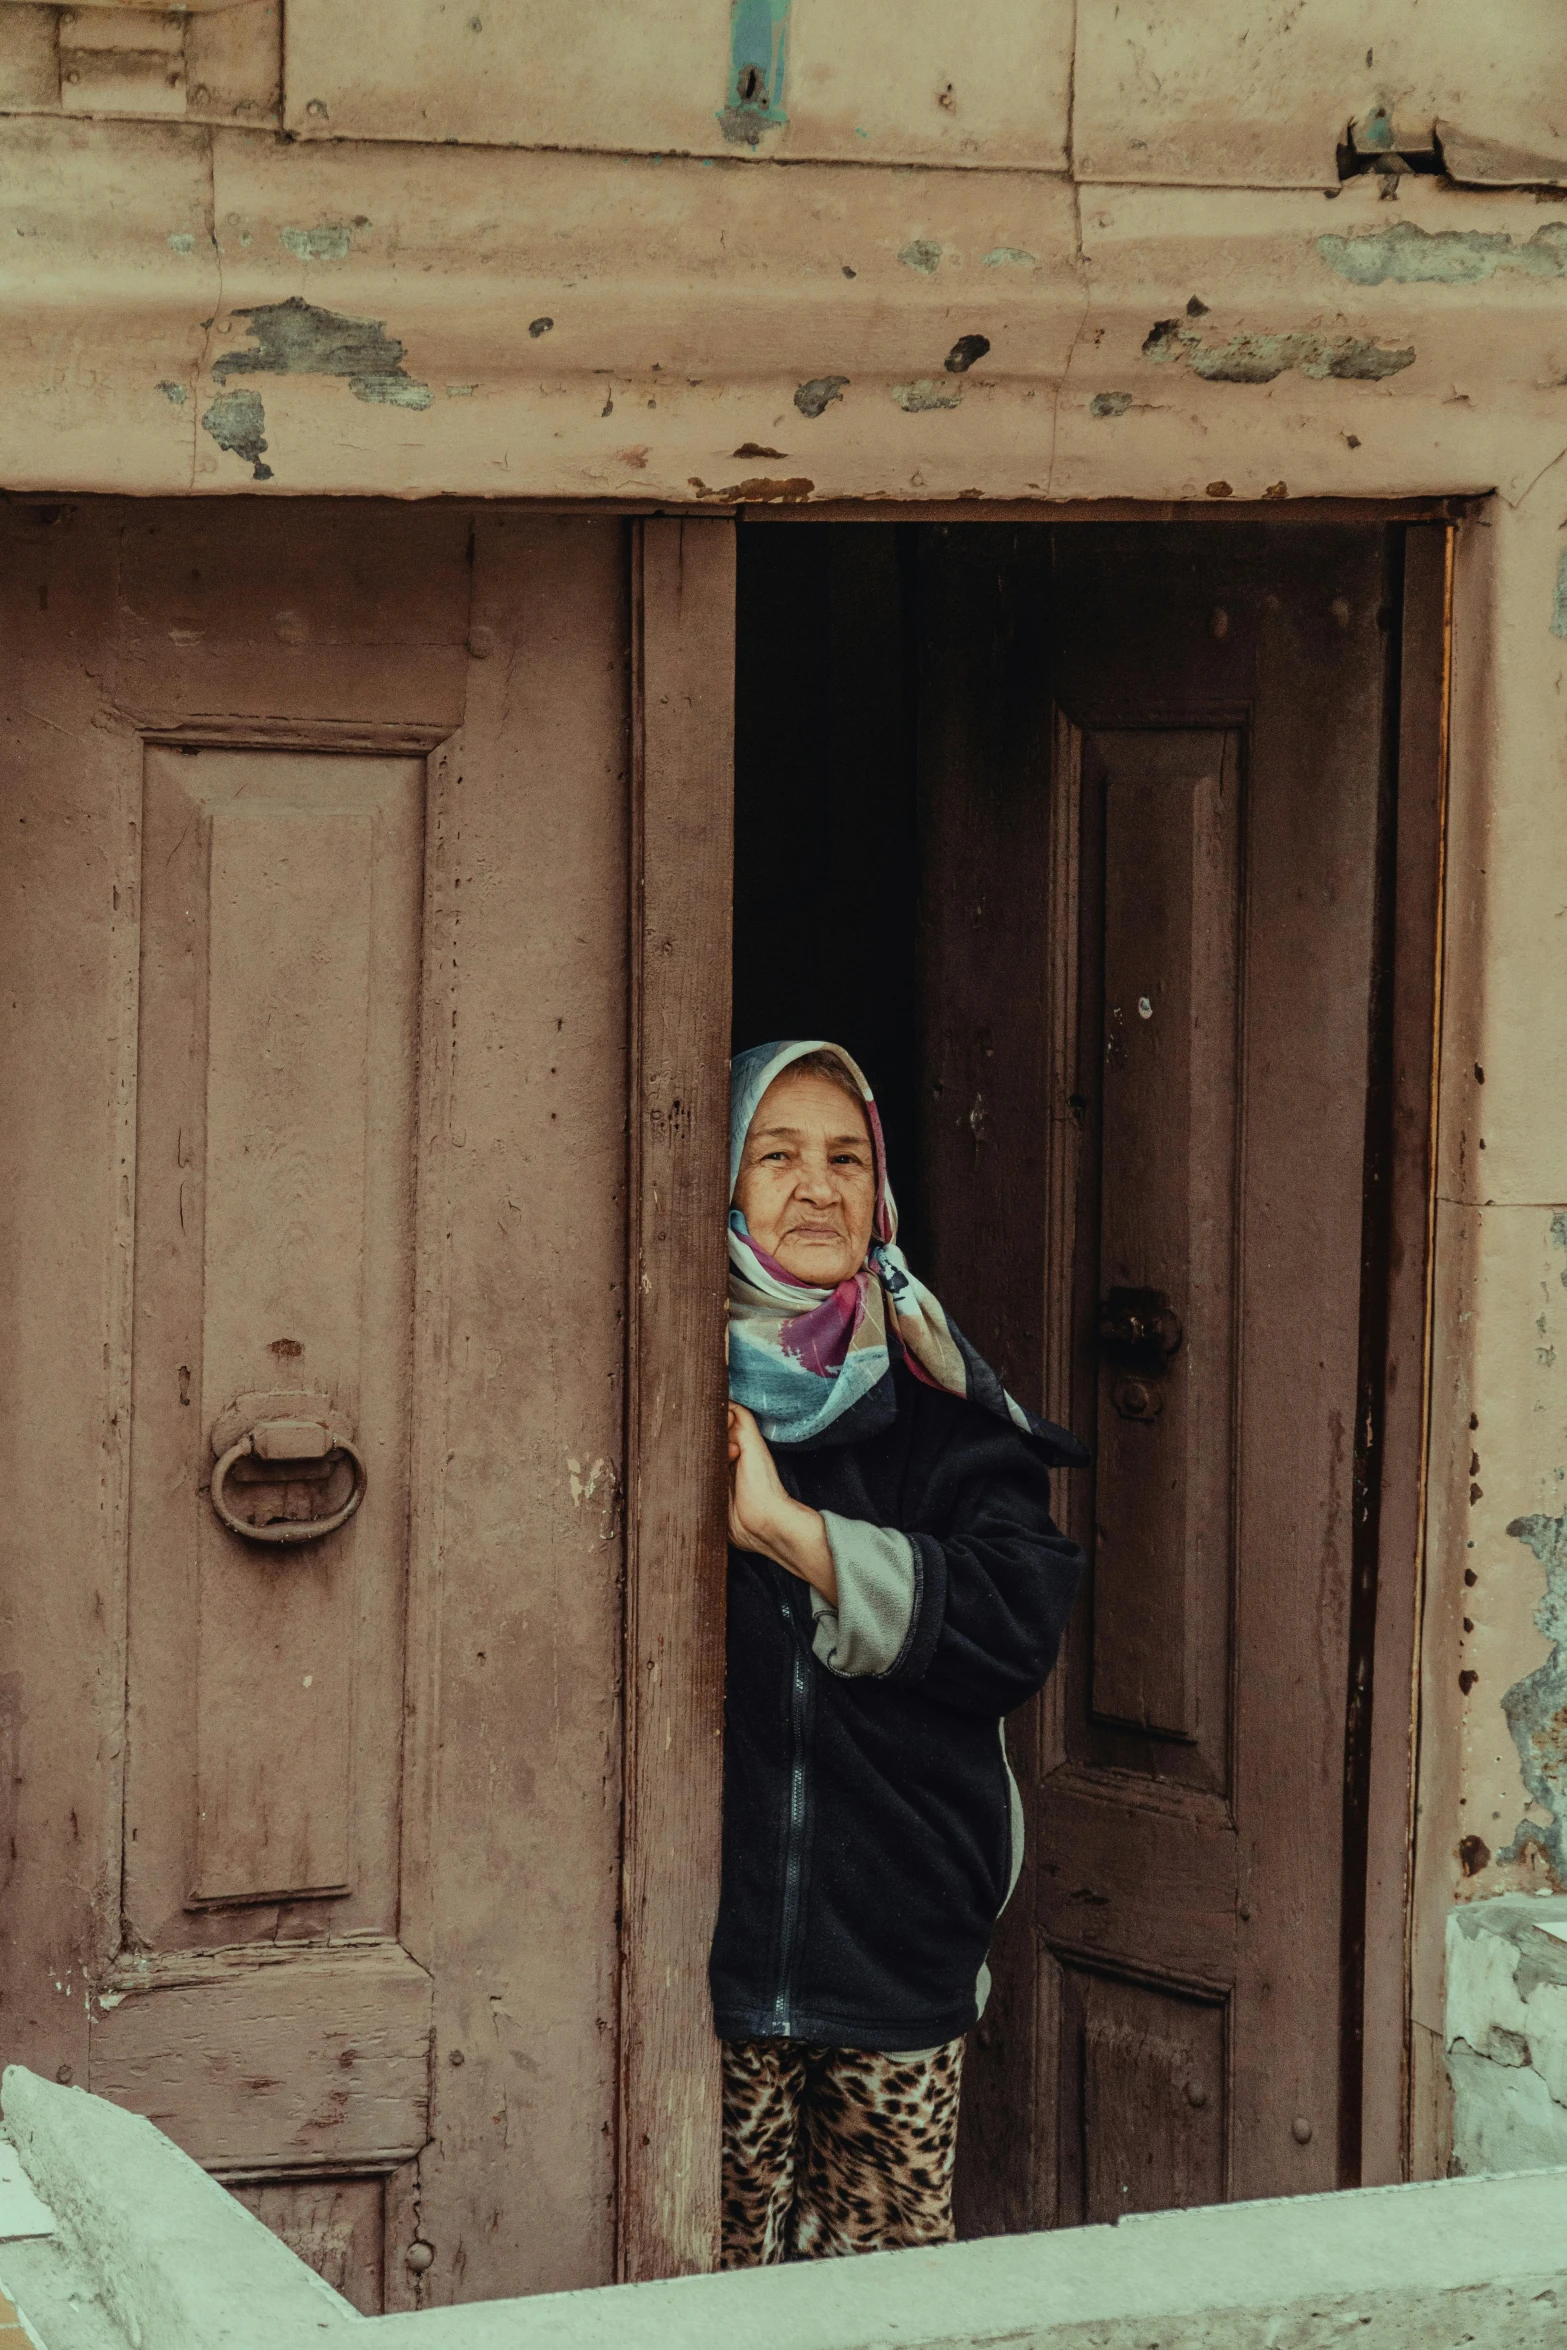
[919,523,1418,2228]
[0,501,733,2306]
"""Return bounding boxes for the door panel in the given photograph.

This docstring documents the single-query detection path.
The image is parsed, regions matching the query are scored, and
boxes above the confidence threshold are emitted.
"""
[1089,729,1240,1754]
[922,524,1418,2229]
[0,502,733,2307]
[128,748,422,1926]
[1056,1963,1227,2223]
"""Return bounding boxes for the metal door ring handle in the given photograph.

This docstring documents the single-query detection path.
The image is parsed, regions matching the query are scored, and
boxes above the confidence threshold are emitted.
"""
[211,1431,367,1546]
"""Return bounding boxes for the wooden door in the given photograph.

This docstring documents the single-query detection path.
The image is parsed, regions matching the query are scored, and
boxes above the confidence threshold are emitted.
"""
[918,523,1441,2229]
[0,501,732,2306]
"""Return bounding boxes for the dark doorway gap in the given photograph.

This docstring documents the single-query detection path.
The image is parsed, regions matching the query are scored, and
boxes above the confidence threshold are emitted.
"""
[732,523,928,1260]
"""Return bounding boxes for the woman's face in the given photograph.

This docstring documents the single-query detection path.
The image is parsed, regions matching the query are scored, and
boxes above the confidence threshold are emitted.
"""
[734,1067,877,1287]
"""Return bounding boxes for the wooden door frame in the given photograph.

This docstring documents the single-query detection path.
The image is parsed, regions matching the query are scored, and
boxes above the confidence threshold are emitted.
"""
[611,508,1445,2273]
[618,516,736,2280]
[1352,523,1451,2185]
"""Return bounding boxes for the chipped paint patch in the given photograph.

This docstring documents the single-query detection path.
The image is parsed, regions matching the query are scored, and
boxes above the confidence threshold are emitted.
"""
[688,474,813,502]
[156,380,187,407]
[1551,551,1567,639]
[1498,1509,1567,1885]
[794,375,847,418]
[719,0,790,148]
[945,335,990,374]
[212,297,432,409]
[201,388,271,481]
[982,247,1036,268]
[566,1454,609,1507]
[1319,219,1567,286]
[279,222,354,262]
[1091,391,1133,417]
[1143,317,1414,384]
[898,239,944,274]
[893,378,961,412]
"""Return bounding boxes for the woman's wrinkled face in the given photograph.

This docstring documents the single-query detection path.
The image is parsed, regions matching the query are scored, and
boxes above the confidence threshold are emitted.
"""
[734,1067,877,1287]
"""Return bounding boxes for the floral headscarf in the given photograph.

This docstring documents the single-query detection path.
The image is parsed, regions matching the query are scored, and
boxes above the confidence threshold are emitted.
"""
[727,1039,1088,1460]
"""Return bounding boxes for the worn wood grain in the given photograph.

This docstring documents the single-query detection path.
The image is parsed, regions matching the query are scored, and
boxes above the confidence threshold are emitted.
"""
[126,745,421,1940]
[3,503,641,2318]
[232,2176,385,2316]
[0,503,137,2090]
[89,1941,431,2169]
[619,516,735,2283]
[1036,1775,1240,1986]
[410,514,631,2305]
[1358,525,1449,2186]
[1087,728,1240,1748]
[1035,525,1402,2214]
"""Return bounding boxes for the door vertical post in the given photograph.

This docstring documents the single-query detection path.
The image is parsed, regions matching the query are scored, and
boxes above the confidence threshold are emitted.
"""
[620,516,735,2281]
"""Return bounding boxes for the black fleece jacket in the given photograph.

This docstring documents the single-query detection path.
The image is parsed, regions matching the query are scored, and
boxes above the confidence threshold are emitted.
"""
[710,1360,1085,2051]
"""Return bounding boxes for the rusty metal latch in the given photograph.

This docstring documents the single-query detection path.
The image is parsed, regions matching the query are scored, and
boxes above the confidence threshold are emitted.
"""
[210,1413,367,1546]
[1097,1286,1183,1422]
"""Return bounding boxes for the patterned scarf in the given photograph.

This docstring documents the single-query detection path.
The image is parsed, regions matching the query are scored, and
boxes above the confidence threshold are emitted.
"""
[727,1040,1087,1460]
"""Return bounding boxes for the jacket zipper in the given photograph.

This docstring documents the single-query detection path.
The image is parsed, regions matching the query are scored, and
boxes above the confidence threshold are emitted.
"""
[771,1584,812,2036]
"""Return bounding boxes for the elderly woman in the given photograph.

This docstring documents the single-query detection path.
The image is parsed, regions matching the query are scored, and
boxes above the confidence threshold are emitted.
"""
[713,1039,1087,2267]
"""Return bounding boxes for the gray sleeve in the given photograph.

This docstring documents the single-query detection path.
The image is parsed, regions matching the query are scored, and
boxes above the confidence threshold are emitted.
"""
[808,1512,921,1678]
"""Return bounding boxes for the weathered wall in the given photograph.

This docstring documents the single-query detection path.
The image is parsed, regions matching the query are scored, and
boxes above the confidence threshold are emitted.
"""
[3,0,1567,2171]
[1,6,1567,501]
[1446,1896,1567,2174]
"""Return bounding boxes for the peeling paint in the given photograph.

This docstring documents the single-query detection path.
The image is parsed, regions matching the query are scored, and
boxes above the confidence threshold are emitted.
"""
[1142,316,1415,384]
[155,381,187,407]
[982,247,1036,268]
[944,334,990,374]
[212,297,433,410]
[201,388,272,482]
[279,222,354,262]
[893,378,961,412]
[794,375,847,419]
[1551,552,1567,640]
[1498,1510,1567,1885]
[719,0,789,149]
[1090,391,1133,418]
[898,239,944,274]
[1319,219,1567,286]
[688,473,813,502]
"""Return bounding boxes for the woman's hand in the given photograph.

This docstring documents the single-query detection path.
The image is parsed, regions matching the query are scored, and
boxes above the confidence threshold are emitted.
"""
[727,1403,838,1606]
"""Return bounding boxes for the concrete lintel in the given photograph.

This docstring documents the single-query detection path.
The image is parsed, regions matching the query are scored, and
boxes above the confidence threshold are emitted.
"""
[4,119,1567,502]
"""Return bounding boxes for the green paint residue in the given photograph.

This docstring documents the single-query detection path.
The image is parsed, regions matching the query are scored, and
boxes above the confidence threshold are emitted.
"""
[893,378,961,413]
[167,232,196,256]
[201,388,272,481]
[982,246,1037,268]
[719,0,790,149]
[1553,551,1567,640]
[213,296,432,410]
[1499,1508,1567,1885]
[280,222,354,262]
[898,239,943,275]
[1090,391,1132,417]
[1143,316,1413,384]
[1319,219,1567,286]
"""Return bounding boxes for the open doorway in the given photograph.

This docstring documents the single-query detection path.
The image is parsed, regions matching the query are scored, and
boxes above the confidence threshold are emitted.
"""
[732,515,1447,2233]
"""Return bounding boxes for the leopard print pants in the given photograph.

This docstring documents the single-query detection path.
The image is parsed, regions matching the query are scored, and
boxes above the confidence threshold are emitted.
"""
[720,2034,965,2267]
